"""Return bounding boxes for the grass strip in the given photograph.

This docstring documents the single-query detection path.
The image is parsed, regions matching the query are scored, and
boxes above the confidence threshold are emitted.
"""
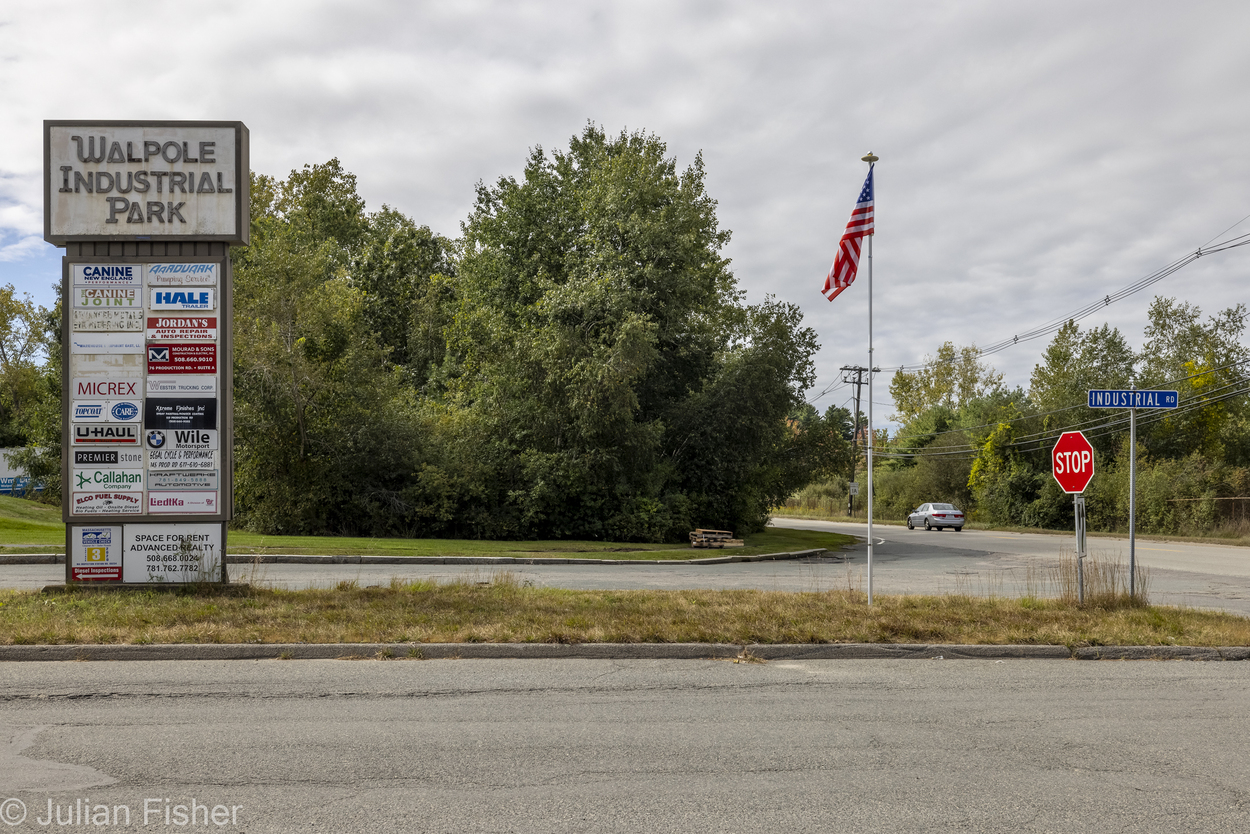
[224,527,850,559]
[3,576,1248,647]
[0,496,852,559]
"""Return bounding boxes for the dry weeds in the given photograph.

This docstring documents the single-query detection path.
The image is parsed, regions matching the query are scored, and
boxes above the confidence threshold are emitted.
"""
[3,569,1248,647]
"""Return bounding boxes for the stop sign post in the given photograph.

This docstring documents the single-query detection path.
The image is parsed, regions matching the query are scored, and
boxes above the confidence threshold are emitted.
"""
[1052,431,1094,603]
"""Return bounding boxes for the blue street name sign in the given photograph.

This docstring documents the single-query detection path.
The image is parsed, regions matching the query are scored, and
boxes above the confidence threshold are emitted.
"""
[1087,389,1179,409]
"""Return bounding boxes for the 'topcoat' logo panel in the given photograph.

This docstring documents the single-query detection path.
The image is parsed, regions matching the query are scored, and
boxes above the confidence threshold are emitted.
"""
[72,400,142,422]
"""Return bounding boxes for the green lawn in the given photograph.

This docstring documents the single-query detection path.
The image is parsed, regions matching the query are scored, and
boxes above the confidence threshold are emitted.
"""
[0,496,65,549]
[0,495,853,559]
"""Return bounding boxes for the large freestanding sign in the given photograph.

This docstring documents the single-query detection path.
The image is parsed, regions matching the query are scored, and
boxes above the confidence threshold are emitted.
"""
[48,120,247,584]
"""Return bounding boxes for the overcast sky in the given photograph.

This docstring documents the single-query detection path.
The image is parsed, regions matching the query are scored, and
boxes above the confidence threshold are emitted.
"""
[3,1,1248,424]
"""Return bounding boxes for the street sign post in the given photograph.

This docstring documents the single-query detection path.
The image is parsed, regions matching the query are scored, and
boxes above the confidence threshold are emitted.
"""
[1052,431,1095,603]
[1087,388,1178,597]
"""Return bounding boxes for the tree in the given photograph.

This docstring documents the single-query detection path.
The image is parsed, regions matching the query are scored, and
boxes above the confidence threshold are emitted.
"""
[967,417,1037,525]
[231,139,842,540]
[441,124,837,539]
[270,158,368,252]
[0,284,49,447]
[2,286,61,499]
[889,342,1003,426]
[1029,320,1134,445]
[1136,297,1249,460]
[349,206,456,381]
[1031,321,1135,411]
[231,170,418,535]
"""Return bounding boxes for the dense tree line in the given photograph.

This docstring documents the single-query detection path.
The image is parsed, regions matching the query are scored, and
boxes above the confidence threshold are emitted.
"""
[227,126,848,539]
[7,127,848,540]
[18,123,1244,541]
[792,301,1250,537]
[0,284,60,495]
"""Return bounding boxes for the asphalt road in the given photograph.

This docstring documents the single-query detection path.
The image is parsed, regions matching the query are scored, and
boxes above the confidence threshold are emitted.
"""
[2,658,1247,833]
[770,518,1250,614]
[4,520,1249,613]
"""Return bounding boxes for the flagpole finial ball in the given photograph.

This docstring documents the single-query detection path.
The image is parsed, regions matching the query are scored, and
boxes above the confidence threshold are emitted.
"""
[862,152,879,163]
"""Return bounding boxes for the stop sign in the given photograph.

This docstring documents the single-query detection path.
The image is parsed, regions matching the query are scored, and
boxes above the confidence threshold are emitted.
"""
[1052,431,1095,493]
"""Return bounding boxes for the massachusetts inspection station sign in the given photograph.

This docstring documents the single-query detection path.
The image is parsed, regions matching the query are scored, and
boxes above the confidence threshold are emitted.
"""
[44,121,249,245]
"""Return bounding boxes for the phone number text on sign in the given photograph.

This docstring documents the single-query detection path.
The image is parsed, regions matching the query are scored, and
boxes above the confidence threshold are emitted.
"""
[122,523,223,583]
[147,449,216,470]
[147,343,217,374]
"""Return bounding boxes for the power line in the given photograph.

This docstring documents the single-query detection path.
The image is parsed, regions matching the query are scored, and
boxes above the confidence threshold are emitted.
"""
[806,378,850,406]
[1200,211,1250,249]
[868,374,1250,460]
[882,357,1250,453]
[878,220,1250,373]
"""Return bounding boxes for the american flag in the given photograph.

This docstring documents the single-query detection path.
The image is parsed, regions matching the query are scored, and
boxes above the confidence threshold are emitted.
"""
[822,165,874,301]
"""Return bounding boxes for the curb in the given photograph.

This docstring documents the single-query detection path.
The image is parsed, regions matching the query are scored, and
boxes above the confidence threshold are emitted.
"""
[0,642,1246,662]
[0,554,62,564]
[0,643,744,662]
[745,643,1072,660]
[1,548,833,567]
[1072,645,1250,661]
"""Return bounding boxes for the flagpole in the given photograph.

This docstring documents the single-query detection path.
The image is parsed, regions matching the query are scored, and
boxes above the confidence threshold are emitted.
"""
[862,152,877,605]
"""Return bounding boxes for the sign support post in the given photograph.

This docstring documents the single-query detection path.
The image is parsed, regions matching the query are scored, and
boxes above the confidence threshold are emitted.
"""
[1074,494,1086,604]
[1129,394,1136,597]
[1088,387,1177,599]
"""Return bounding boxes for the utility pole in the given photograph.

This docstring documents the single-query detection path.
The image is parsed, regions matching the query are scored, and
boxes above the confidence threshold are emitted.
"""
[840,364,869,516]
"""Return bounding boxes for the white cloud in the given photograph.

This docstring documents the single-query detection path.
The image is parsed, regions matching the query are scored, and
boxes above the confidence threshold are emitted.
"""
[1,0,1248,418]
[0,234,47,263]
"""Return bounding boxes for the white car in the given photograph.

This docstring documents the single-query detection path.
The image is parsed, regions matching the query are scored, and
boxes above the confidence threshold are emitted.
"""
[907,503,965,531]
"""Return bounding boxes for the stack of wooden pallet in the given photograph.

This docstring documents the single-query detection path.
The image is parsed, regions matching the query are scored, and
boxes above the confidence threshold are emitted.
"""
[689,529,745,548]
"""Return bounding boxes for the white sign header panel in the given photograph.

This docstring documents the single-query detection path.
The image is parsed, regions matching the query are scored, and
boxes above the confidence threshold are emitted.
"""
[45,121,248,245]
